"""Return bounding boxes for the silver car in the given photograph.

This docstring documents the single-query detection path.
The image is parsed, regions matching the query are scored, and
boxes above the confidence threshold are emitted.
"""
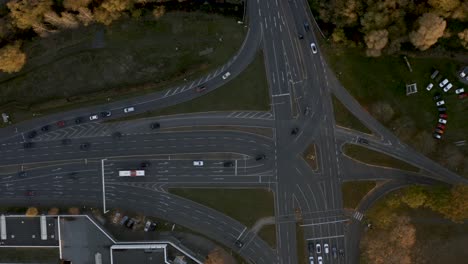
[310,43,318,54]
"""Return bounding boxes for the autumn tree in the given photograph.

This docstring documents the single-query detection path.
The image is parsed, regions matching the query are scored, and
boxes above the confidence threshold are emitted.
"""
[401,186,427,209]
[94,0,134,25]
[444,184,468,223]
[409,13,446,51]
[152,6,165,20]
[44,11,79,30]
[7,0,53,30]
[0,42,27,73]
[205,247,226,264]
[428,0,461,14]
[331,28,347,44]
[76,7,94,26]
[364,29,389,57]
[26,207,39,216]
[63,0,92,11]
[458,29,468,49]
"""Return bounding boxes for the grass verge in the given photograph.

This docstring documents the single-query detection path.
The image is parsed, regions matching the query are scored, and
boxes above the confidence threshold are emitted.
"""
[0,248,59,263]
[343,143,420,172]
[169,188,274,228]
[341,181,376,209]
[303,143,318,171]
[296,223,307,264]
[332,95,372,134]
[258,224,276,249]
[110,51,270,121]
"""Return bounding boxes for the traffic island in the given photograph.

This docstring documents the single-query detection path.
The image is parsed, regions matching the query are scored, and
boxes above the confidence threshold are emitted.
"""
[303,143,319,171]
[341,181,377,209]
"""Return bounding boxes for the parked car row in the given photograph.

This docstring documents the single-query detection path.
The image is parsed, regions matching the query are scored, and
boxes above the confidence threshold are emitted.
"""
[112,212,158,232]
[308,242,344,264]
[432,92,447,140]
[430,69,467,99]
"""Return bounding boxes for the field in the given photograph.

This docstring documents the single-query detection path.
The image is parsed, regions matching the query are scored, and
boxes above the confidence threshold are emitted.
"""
[258,224,277,249]
[169,188,275,227]
[0,12,245,124]
[332,95,371,134]
[0,248,59,263]
[323,46,468,176]
[341,181,376,209]
[342,143,420,172]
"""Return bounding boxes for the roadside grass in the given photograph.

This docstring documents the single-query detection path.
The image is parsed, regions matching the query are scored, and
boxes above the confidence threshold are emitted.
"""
[108,51,270,121]
[332,95,372,134]
[341,181,376,209]
[296,224,307,264]
[258,224,276,249]
[168,188,275,228]
[322,45,468,176]
[0,12,246,125]
[0,248,59,262]
[342,143,420,172]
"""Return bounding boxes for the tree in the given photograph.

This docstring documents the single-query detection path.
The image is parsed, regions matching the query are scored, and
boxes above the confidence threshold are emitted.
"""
[94,0,133,25]
[68,207,80,215]
[0,42,27,73]
[364,29,389,56]
[409,13,446,51]
[26,207,39,216]
[48,207,59,215]
[205,247,226,264]
[44,11,79,30]
[401,186,427,209]
[76,7,94,26]
[428,0,460,13]
[152,6,165,20]
[63,0,92,11]
[101,0,134,13]
[7,0,53,30]
[331,28,347,44]
[444,184,468,223]
[94,7,120,25]
[458,29,468,49]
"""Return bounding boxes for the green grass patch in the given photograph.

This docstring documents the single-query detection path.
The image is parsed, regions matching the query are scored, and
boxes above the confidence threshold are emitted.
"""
[343,143,420,172]
[109,51,270,121]
[258,224,276,249]
[0,248,59,263]
[341,181,376,209]
[332,95,372,134]
[296,224,307,264]
[169,188,274,227]
[0,12,246,125]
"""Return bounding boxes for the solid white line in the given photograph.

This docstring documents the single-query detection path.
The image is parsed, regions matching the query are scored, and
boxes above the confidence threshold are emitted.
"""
[272,93,290,97]
[300,219,349,227]
[101,159,108,213]
[236,227,247,240]
[306,234,345,240]
[58,216,62,259]
[235,160,238,176]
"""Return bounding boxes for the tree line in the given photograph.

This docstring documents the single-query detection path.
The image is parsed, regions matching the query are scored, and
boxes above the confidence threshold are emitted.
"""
[310,0,468,56]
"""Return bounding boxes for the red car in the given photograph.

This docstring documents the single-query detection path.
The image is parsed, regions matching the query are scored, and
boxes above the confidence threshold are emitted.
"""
[459,93,468,99]
[25,190,35,196]
[437,123,446,130]
[439,113,448,119]
[195,85,206,93]
[56,120,66,127]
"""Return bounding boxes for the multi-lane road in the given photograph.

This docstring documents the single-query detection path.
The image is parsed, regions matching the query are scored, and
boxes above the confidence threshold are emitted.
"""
[0,0,466,264]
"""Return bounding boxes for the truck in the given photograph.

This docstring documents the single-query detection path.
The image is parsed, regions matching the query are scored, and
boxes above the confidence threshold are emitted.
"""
[118,170,145,177]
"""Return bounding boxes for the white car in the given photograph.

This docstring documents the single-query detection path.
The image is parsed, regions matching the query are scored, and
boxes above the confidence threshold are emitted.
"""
[324,244,329,254]
[455,88,465,94]
[123,107,135,113]
[460,71,466,78]
[317,256,323,264]
[316,243,321,254]
[426,83,434,91]
[89,114,99,121]
[436,100,445,106]
[443,83,453,92]
[193,160,204,166]
[438,118,447,124]
[310,43,318,54]
[222,72,231,80]
[439,79,449,87]
[309,256,314,264]
[144,220,151,232]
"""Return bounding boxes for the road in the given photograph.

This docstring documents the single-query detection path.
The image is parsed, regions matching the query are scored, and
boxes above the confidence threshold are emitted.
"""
[0,0,467,264]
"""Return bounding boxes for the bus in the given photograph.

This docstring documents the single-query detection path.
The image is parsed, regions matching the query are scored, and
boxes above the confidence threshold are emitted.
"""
[118,170,145,177]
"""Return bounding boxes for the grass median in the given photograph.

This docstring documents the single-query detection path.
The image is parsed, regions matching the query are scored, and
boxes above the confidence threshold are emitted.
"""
[169,188,274,228]
[258,224,277,249]
[343,143,420,172]
[341,181,377,209]
[332,95,372,134]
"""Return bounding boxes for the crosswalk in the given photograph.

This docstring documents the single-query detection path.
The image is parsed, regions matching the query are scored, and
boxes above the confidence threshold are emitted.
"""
[227,111,274,120]
[353,211,364,221]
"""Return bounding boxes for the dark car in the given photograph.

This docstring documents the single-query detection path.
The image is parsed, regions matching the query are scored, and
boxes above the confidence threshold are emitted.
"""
[41,125,50,132]
[75,117,83,124]
[308,242,314,252]
[332,247,337,259]
[23,142,34,148]
[100,111,112,118]
[235,240,244,248]
[303,106,310,116]
[255,154,266,161]
[150,123,160,129]
[303,22,310,31]
[223,161,234,167]
[195,85,206,92]
[28,131,37,139]
[140,161,151,168]
[298,33,304,39]
[357,137,369,144]
[433,93,442,101]
[149,222,157,231]
[120,216,129,225]
[18,171,27,177]
[339,249,345,257]
[80,143,90,150]
[126,219,135,229]
[437,107,447,112]
[291,127,299,135]
[56,120,66,127]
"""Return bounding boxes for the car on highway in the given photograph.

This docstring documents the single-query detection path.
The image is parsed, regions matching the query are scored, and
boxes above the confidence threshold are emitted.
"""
[28,131,37,139]
[303,21,310,31]
[57,120,66,127]
[25,190,35,196]
[222,72,231,80]
[112,213,121,224]
[235,240,244,248]
[439,113,448,118]
[193,160,204,166]
[150,122,160,129]
[123,107,135,113]
[75,117,83,124]
[223,161,234,167]
[316,243,321,254]
[41,125,50,132]
[120,216,129,225]
[23,142,34,148]
[436,100,445,106]
[291,127,299,135]
[438,118,447,124]
[324,244,329,254]
[317,256,323,264]
[80,143,90,150]
[144,220,152,232]
[18,171,27,177]
[140,161,151,168]
[433,93,442,101]
[459,93,468,99]
[310,43,318,54]
[339,249,345,258]
[357,137,369,144]
[332,246,337,259]
[195,85,206,92]
[298,33,304,39]
[455,88,465,94]
[100,111,112,118]
[439,78,449,87]
[443,83,453,92]
[255,154,266,161]
[433,132,442,139]
[308,256,314,264]
[89,114,99,121]
[426,83,433,91]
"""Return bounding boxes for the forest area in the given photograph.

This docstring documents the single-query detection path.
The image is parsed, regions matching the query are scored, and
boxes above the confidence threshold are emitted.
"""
[309,0,468,56]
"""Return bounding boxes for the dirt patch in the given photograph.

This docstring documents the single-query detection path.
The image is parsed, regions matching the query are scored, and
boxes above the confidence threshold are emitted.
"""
[303,143,318,171]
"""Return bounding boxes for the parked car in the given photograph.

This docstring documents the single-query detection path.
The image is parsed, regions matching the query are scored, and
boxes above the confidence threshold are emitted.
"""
[324,244,329,254]
[193,160,204,166]
[235,240,244,248]
[304,106,310,116]
[439,113,448,118]
[62,138,72,145]
[430,70,439,79]
[144,220,152,232]
[255,154,266,161]
[120,216,129,225]
[437,107,447,112]
[140,161,151,168]
[438,118,447,124]
[195,85,206,92]
[332,246,337,259]
[459,93,468,99]
[443,83,453,92]
[317,256,323,264]
[339,249,345,257]
[298,33,304,39]
[100,111,112,118]
[426,83,434,91]
[56,121,66,127]
[112,213,121,224]
[310,43,318,54]
[75,117,83,124]
[150,122,160,129]
[126,219,135,229]
[41,125,50,132]
[89,114,99,121]
[149,222,157,231]
[439,78,449,87]
[123,107,135,113]
[25,190,35,196]
[433,93,442,101]
[309,256,314,264]
[455,88,465,94]
[316,243,321,254]
[433,133,442,139]
[435,128,444,134]
[436,100,445,106]
[222,72,231,80]
[437,123,446,130]
[460,71,466,78]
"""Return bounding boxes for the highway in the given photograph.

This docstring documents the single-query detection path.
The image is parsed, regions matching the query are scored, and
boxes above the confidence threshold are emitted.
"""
[0,0,467,264]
